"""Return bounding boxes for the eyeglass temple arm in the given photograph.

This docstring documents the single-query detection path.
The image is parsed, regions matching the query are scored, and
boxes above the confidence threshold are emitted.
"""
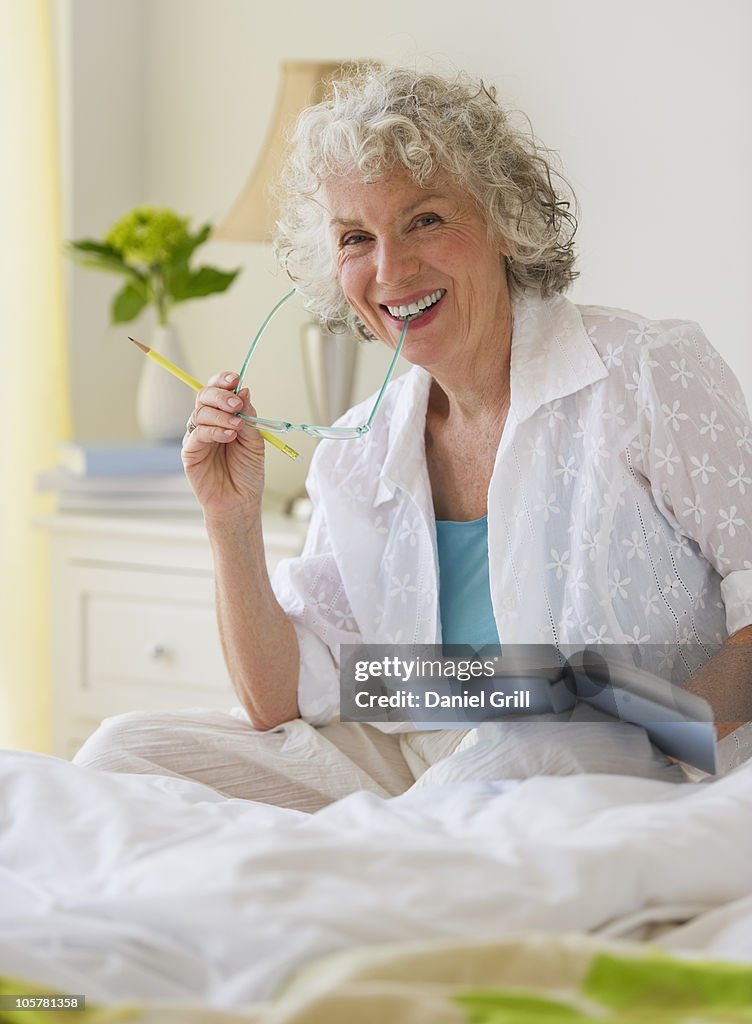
[365,316,409,428]
[235,288,297,394]
[235,288,407,430]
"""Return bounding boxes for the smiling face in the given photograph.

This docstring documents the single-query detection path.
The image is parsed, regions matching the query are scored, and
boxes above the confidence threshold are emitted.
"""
[324,166,512,380]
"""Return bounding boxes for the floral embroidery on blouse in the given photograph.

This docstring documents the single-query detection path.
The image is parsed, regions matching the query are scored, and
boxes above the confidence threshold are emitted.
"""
[272,290,752,726]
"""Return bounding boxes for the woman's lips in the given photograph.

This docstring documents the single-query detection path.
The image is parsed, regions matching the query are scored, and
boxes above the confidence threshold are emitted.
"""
[381,291,445,331]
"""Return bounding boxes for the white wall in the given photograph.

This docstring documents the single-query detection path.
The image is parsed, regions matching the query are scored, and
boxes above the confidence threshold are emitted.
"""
[56,0,148,441]
[58,0,752,500]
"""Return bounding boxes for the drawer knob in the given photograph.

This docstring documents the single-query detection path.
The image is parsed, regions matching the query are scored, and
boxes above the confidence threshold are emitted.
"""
[150,644,168,660]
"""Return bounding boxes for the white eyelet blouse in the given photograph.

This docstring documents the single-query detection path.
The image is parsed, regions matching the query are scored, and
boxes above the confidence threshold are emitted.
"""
[272,288,752,726]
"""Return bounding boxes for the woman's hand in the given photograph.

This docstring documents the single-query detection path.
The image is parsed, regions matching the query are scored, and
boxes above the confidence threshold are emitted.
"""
[182,371,266,519]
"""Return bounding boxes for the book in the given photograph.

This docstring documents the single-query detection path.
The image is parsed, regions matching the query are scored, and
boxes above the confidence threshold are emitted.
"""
[340,644,719,773]
[35,466,199,512]
[57,440,184,477]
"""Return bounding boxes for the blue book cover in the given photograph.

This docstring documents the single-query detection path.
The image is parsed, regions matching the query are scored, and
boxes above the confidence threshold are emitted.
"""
[57,440,184,477]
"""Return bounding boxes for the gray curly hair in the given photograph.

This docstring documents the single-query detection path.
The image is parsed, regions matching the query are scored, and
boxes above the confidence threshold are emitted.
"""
[274,64,578,334]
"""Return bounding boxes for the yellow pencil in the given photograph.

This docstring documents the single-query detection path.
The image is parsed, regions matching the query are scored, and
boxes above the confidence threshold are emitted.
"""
[128,338,299,460]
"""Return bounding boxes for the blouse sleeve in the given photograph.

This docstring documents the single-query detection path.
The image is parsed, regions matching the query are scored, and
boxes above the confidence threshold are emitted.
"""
[271,457,361,726]
[634,322,752,635]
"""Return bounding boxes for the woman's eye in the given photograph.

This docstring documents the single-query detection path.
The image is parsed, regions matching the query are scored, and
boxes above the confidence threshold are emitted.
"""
[342,233,369,246]
[415,214,440,228]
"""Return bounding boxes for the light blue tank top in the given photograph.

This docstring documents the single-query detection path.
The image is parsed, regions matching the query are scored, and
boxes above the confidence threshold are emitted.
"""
[435,515,500,648]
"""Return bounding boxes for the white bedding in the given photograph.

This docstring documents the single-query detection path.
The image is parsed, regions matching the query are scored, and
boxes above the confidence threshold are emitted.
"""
[1,750,751,1008]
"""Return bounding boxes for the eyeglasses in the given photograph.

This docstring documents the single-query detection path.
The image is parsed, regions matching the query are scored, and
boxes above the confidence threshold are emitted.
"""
[233,289,409,440]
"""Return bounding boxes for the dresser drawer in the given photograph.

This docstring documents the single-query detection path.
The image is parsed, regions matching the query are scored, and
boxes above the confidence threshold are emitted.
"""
[42,507,306,757]
[72,565,233,715]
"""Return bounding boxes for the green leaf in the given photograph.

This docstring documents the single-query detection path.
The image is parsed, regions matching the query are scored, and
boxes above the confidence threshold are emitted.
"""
[454,989,590,1023]
[162,224,211,273]
[111,281,149,324]
[67,246,127,274]
[584,951,752,1013]
[71,256,134,277]
[452,954,752,1024]
[171,222,212,265]
[66,241,148,281]
[168,264,241,303]
[68,238,121,257]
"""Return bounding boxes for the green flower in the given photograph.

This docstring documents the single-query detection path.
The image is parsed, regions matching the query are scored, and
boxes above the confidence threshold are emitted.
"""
[67,206,240,325]
[105,206,189,268]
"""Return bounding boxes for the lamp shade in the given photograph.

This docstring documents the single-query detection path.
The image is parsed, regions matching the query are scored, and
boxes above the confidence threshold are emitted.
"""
[213,60,357,243]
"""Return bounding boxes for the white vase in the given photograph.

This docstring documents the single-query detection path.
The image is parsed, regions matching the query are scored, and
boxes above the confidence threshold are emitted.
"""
[136,324,194,442]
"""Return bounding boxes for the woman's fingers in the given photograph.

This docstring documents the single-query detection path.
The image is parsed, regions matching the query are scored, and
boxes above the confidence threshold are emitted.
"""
[207,371,240,388]
[191,386,253,423]
[196,371,244,421]
[183,420,239,451]
[198,384,245,414]
[193,403,245,433]
[183,370,257,454]
[189,368,252,426]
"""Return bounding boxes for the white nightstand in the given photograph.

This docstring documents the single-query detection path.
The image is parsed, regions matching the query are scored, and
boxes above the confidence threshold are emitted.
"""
[38,505,306,759]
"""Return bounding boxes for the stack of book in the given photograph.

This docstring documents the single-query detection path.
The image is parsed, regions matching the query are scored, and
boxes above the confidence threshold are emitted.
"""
[37,440,199,512]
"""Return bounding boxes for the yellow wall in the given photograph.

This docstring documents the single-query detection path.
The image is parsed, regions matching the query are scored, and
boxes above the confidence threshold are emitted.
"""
[0,0,71,750]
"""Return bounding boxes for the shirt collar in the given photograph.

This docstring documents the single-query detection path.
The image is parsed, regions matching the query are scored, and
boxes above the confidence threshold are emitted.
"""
[376,365,433,508]
[509,288,608,422]
[376,289,608,505]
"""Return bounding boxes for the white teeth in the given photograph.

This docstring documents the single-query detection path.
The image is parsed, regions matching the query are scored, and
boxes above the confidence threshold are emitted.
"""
[386,289,445,319]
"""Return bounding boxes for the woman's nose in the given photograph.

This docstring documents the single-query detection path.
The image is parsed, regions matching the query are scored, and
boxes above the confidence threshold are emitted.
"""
[374,237,419,286]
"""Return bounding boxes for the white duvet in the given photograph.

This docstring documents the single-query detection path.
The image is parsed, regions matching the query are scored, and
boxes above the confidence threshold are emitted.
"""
[0,751,751,1008]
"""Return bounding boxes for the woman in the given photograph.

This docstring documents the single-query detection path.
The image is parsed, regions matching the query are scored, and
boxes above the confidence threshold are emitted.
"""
[75,66,752,804]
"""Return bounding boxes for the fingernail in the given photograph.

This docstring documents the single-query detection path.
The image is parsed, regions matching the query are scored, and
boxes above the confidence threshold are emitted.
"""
[228,396,242,408]
[224,373,237,383]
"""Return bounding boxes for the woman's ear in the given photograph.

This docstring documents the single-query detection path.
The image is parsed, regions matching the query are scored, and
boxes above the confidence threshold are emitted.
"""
[354,317,377,342]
